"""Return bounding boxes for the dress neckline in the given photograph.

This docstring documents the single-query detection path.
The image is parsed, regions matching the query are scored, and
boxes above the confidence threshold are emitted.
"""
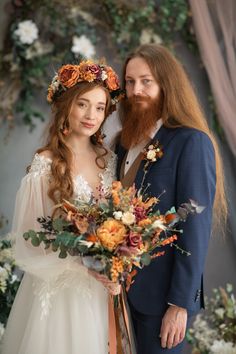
[33,153,111,201]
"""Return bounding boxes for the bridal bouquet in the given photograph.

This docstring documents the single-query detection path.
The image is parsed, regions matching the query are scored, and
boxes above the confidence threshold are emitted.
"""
[23,181,204,290]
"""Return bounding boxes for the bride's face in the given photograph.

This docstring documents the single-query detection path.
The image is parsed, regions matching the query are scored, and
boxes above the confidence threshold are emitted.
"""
[69,87,107,137]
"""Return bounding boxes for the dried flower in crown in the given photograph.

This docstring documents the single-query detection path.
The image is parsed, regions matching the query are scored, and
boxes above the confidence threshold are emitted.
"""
[47,59,124,109]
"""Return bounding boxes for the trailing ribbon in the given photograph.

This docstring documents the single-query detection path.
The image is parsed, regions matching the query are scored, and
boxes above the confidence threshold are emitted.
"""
[108,286,136,354]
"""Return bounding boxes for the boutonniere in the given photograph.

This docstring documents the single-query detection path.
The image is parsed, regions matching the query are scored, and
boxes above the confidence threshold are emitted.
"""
[143,140,164,165]
[140,140,164,191]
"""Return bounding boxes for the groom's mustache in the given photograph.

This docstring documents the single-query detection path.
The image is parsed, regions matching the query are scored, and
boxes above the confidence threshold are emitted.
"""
[126,95,152,106]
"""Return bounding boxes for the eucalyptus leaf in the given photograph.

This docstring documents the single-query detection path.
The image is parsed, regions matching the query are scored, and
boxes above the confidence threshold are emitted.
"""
[31,237,40,247]
[140,253,151,266]
[23,230,37,240]
[52,218,68,232]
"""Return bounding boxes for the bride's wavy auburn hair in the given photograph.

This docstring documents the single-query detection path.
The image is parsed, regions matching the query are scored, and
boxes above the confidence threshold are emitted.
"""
[36,82,111,204]
[121,44,227,231]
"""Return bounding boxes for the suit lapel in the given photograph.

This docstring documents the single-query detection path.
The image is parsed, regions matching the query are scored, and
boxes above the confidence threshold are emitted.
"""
[135,126,178,188]
[116,126,179,188]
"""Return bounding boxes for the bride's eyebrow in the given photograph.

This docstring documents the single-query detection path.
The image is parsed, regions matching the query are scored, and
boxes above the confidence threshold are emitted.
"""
[77,98,106,105]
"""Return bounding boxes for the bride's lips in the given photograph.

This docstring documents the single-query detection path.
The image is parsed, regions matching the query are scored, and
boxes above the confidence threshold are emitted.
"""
[81,122,95,129]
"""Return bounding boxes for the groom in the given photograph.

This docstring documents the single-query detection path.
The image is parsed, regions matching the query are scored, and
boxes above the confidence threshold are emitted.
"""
[115,44,217,353]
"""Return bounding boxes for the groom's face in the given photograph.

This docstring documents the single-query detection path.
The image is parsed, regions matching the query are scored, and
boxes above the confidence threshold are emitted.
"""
[125,57,160,108]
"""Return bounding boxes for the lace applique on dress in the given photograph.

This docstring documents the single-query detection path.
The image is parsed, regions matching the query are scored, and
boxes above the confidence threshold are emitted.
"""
[73,152,117,202]
[32,267,92,320]
[27,153,52,178]
[73,175,93,203]
[99,152,117,197]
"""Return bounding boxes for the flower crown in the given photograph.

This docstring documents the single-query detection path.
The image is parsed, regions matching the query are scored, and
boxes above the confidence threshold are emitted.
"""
[47,60,124,107]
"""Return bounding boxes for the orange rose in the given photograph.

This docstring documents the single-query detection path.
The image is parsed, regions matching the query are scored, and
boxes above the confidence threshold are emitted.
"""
[105,67,120,91]
[96,219,126,251]
[58,64,80,88]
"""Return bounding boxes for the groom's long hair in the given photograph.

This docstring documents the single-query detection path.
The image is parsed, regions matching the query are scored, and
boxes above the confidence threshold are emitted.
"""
[119,44,227,232]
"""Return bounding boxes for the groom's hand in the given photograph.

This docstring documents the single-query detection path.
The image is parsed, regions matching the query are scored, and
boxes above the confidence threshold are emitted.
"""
[160,305,187,349]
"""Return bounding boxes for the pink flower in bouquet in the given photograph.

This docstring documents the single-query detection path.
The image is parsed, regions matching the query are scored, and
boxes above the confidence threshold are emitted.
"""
[134,206,147,222]
[127,231,142,248]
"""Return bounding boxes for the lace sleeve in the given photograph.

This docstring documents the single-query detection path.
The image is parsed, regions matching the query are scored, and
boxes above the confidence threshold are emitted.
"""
[27,153,52,178]
[11,154,68,280]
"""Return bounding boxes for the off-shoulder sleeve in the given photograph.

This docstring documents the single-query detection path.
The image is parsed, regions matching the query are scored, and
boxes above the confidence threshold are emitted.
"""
[12,154,80,281]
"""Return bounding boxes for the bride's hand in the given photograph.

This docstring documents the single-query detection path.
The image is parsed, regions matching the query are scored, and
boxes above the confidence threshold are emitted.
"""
[88,270,121,295]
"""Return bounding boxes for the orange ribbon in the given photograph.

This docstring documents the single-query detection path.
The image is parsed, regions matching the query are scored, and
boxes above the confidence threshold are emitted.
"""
[108,294,117,354]
[108,288,133,354]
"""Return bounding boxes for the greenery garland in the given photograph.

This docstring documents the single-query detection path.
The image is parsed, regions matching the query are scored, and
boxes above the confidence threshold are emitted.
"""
[0,0,197,129]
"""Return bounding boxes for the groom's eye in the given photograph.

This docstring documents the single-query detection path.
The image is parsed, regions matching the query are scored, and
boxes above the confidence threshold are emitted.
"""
[125,79,134,85]
[142,79,151,85]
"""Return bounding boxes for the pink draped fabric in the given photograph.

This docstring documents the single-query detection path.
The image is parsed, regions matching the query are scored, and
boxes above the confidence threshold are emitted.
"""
[189,0,236,156]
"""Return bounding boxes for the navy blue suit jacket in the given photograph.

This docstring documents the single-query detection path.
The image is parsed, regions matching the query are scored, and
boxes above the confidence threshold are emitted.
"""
[116,126,216,316]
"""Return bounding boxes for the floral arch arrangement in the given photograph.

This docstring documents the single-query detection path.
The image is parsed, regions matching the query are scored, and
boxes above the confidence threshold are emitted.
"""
[0,0,196,130]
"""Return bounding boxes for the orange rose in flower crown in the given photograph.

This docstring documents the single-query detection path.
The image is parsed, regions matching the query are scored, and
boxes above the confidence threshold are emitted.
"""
[58,64,80,88]
[47,60,124,110]
[105,66,120,91]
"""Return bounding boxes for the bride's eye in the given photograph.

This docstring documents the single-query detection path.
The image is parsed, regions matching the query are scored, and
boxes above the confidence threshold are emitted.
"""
[77,101,86,108]
[97,106,105,112]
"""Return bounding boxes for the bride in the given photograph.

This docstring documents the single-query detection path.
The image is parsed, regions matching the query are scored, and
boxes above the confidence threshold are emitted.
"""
[2,60,123,354]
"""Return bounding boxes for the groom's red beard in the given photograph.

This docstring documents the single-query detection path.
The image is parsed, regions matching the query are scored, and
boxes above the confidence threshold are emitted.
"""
[120,95,163,149]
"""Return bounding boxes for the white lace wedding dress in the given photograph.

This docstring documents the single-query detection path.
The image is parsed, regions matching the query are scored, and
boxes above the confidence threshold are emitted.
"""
[2,152,117,354]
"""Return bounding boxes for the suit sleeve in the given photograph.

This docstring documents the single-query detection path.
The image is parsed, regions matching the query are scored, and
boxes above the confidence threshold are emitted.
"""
[166,131,216,312]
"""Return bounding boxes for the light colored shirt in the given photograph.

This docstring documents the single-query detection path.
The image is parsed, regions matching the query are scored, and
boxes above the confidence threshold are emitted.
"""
[124,119,163,175]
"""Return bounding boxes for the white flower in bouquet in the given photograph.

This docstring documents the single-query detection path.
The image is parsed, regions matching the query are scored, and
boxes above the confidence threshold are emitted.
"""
[210,340,236,354]
[152,219,167,230]
[113,211,123,220]
[121,211,136,226]
[71,35,95,58]
[14,20,39,45]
